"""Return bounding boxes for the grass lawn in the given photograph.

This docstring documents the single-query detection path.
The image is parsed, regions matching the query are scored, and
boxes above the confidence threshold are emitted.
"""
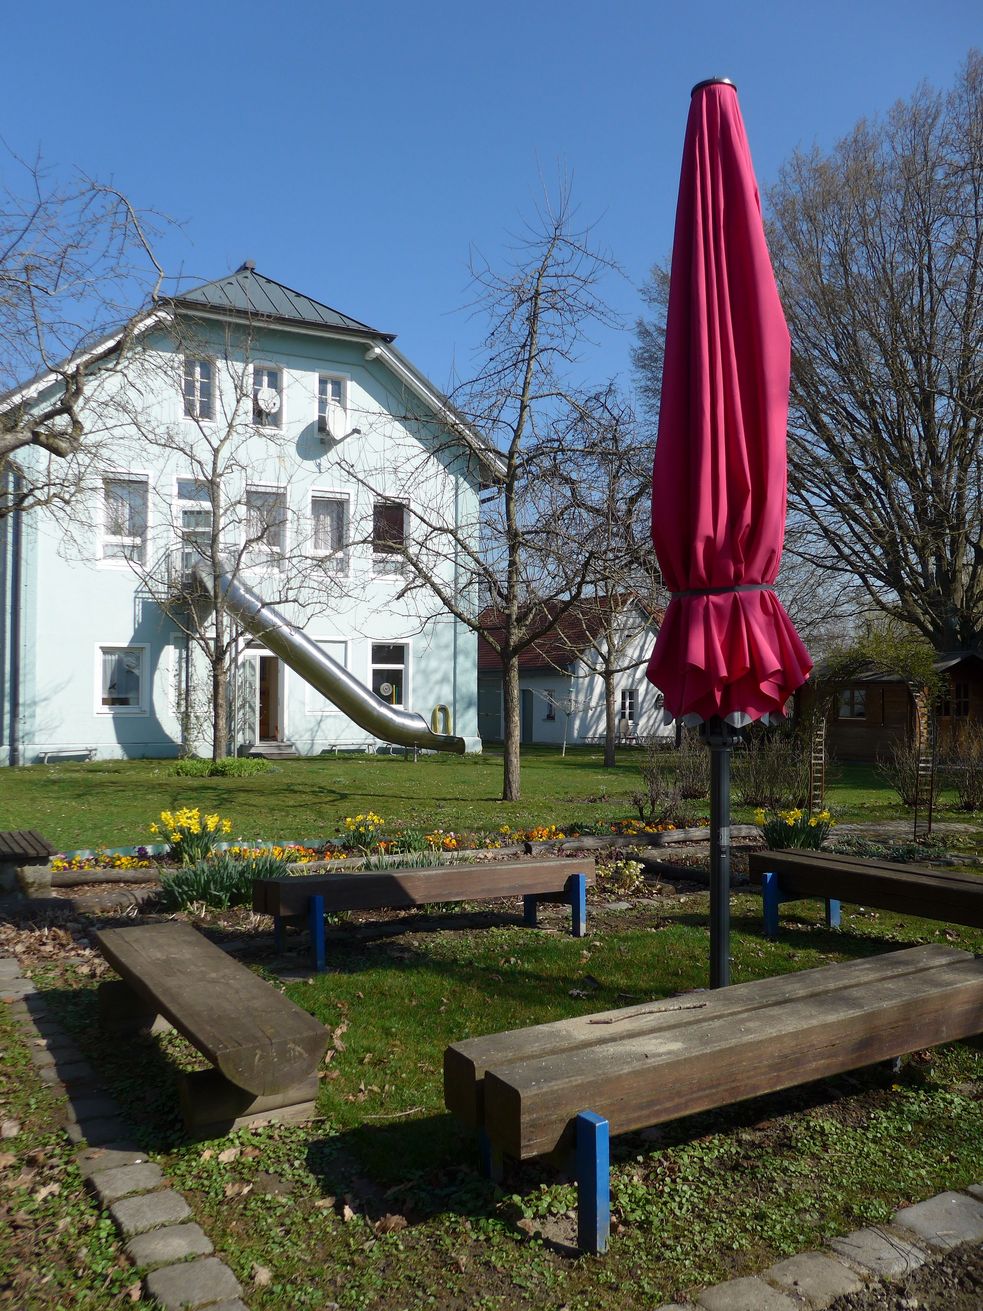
[33,894,983,1310]
[2,749,981,851]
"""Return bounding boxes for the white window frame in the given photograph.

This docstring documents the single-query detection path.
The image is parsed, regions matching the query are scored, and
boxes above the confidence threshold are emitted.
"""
[173,475,214,580]
[182,356,215,421]
[310,489,350,575]
[317,372,349,436]
[99,473,150,567]
[304,637,350,715]
[244,483,288,565]
[371,497,410,576]
[95,643,149,716]
[620,687,638,723]
[252,362,283,428]
[369,640,411,709]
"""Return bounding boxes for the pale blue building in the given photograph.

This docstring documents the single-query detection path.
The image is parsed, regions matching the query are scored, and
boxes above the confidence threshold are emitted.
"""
[0,265,501,764]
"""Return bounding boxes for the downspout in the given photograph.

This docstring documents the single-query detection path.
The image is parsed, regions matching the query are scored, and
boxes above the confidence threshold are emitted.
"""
[9,473,23,767]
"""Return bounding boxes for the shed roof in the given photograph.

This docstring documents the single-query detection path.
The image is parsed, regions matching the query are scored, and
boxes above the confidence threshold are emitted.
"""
[477,595,660,674]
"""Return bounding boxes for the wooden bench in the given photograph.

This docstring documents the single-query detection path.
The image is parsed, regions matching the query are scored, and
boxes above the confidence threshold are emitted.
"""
[253,858,595,971]
[444,944,983,1253]
[748,848,983,939]
[95,923,329,1137]
[0,828,56,896]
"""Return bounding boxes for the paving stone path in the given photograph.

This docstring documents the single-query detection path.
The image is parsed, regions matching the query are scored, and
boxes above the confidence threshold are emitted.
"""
[0,954,247,1310]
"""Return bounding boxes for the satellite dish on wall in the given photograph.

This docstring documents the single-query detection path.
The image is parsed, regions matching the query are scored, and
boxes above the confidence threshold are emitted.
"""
[323,402,344,441]
[255,387,280,415]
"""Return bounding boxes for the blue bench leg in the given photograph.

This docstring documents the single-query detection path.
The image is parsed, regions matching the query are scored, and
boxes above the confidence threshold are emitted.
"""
[273,914,285,953]
[477,1129,504,1183]
[576,1111,610,1255]
[569,872,587,938]
[825,897,841,930]
[761,870,781,939]
[523,894,539,928]
[307,894,326,972]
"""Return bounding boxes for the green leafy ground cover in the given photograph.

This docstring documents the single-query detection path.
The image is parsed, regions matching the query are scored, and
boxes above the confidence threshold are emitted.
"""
[2,751,980,851]
[0,1005,137,1307]
[36,895,983,1310]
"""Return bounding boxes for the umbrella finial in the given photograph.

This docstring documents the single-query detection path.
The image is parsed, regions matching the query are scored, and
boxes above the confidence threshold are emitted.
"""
[691,77,737,96]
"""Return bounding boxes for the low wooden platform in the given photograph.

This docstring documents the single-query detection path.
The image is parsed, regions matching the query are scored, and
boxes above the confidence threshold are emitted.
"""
[254,858,595,970]
[95,922,329,1135]
[748,848,983,937]
[445,944,983,1251]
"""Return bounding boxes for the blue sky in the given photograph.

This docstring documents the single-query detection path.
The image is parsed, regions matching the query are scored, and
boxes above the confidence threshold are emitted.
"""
[3,1,978,396]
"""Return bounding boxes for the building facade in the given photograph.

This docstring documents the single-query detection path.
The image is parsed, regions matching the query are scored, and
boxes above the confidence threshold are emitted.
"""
[0,266,500,764]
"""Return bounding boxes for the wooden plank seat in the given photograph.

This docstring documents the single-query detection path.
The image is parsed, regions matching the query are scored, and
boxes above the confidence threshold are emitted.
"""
[253,858,595,972]
[95,923,329,1136]
[0,829,56,865]
[748,848,983,938]
[444,944,983,1254]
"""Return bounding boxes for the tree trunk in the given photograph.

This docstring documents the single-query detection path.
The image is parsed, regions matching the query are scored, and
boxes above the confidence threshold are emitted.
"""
[212,660,228,760]
[502,654,522,801]
[603,664,617,768]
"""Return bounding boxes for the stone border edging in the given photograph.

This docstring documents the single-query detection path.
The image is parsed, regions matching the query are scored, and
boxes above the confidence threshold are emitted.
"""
[0,955,248,1310]
[654,1190,983,1310]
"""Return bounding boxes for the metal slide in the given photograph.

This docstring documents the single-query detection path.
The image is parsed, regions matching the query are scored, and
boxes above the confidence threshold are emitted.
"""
[195,563,480,755]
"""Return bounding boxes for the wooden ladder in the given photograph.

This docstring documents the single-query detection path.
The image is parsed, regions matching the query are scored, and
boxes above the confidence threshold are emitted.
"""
[912,689,937,841]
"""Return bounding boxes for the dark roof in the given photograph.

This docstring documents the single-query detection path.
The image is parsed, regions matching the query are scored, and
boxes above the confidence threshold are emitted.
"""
[167,263,395,341]
[477,595,660,674]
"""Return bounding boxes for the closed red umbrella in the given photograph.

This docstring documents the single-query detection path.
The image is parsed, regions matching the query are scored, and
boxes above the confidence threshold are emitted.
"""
[647,78,812,987]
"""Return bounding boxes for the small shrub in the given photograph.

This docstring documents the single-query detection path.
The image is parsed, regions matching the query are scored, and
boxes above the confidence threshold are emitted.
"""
[595,857,647,897]
[380,825,432,854]
[940,722,983,811]
[674,732,711,800]
[149,807,233,865]
[633,741,686,824]
[756,807,836,850]
[173,757,272,777]
[732,727,809,809]
[158,852,288,910]
[875,739,922,809]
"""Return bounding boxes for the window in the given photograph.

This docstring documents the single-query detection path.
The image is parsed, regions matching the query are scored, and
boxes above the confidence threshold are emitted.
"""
[252,365,282,427]
[99,646,146,713]
[620,688,637,723]
[102,476,148,564]
[371,643,407,707]
[838,688,866,719]
[311,495,348,573]
[372,499,408,574]
[183,358,214,420]
[545,690,556,721]
[245,487,287,558]
[175,478,213,578]
[318,375,346,435]
[305,639,349,714]
[942,680,971,717]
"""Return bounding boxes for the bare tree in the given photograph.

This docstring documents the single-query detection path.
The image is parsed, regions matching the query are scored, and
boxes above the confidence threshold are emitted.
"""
[335,195,622,799]
[0,148,164,515]
[767,52,983,654]
[557,385,664,765]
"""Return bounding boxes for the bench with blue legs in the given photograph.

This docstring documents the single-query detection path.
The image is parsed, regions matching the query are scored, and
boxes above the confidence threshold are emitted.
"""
[253,858,594,971]
[748,848,983,939]
[444,944,983,1254]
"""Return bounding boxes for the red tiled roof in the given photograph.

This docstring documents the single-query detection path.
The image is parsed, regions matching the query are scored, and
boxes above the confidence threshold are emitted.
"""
[477,595,661,673]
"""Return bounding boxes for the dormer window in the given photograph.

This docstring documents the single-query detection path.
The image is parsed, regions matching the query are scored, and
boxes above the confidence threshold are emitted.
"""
[318,375,346,437]
[252,366,282,427]
[183,358,214,420]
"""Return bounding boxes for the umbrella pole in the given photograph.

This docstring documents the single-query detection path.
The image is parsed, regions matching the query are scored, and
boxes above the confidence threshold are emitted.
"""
[702,716,737,988]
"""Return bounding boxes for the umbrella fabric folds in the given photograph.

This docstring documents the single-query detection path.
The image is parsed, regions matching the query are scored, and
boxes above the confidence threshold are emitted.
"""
[647,79,812,986]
